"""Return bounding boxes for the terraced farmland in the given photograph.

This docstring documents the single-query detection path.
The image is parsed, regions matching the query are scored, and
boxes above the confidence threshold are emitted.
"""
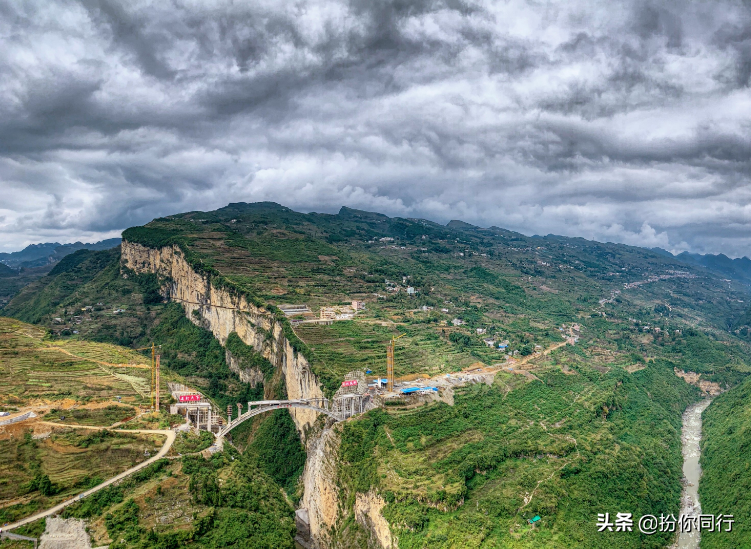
[295,319,478,380]
[0,426,163,524]
[0,317,151,407]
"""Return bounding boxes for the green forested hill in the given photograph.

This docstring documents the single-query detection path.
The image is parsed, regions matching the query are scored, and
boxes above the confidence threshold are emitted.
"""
[4,201,751,548]
[699,376,751,548]
[337,362,699,548]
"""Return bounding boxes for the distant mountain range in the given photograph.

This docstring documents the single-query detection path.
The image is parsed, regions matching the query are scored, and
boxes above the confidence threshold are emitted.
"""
[652,247,751,287]
[2,232,751,288]
[0,238,121,270]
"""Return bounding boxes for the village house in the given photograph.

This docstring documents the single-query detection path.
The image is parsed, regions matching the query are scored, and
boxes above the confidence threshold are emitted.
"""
[320,305,356,321]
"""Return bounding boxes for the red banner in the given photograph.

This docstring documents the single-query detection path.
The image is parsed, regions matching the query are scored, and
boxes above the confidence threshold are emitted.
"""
[179,394,201,402]
[341,380,358,387]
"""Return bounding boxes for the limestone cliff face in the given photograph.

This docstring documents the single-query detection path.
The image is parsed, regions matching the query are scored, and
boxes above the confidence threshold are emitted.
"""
[300,427,397,549]
[225,350,264,387]
[300,428,341,548]
[355,491,396,549]
[121,241,324,435]
[122,240,396,549]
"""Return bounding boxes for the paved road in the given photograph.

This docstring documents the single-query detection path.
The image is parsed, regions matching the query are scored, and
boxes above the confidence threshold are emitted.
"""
[4,426,176,532]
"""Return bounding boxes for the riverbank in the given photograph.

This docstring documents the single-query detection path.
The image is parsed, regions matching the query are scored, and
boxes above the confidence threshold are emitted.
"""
[673,398,712,549]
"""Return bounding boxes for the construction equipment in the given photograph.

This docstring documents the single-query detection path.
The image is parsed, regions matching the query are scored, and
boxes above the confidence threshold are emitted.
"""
[155,355,161,411]
[386,333,406,392]
[134,343,161,411]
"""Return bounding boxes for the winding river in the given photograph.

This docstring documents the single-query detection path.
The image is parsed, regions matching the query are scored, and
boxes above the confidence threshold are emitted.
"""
[674,398,712,549]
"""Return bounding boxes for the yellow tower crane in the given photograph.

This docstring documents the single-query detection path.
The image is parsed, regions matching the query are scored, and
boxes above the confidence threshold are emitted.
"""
[387,333,406,392]
[134,343,162,411]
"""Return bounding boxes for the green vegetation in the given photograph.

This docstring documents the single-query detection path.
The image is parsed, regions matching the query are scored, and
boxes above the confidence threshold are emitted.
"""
[5,202,751,547]
[0,428,162,524]
[699,377,751,548]
[44,405,136,426]
[244,409,306,496]
[3,248,121,325]
[336,359,700,548]
[173,430,215,454]
[53,451,296,549]
[0,317,151,408]
[225,331,274,379]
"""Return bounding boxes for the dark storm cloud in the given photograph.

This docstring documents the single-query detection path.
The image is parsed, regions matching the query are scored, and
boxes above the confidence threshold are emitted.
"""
[0,0,750,257]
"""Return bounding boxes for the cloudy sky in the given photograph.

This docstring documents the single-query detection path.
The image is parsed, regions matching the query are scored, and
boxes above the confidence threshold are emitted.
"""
[1,0,750,256]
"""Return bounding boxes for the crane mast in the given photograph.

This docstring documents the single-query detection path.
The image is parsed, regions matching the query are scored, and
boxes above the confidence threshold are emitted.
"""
[387,333,405,392]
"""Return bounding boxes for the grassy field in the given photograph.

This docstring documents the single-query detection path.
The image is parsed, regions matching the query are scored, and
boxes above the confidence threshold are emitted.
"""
[0,427,164,524]
[43,405,137,426]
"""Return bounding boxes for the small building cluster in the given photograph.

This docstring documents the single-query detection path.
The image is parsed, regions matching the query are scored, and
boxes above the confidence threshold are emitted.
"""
[320,305,356,321]
[279,301,367,325]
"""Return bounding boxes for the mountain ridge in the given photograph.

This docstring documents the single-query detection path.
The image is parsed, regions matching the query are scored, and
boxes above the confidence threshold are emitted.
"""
[0,238,121,269]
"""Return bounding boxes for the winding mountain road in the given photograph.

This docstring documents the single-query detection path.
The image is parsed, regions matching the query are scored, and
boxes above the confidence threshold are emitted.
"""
[4,425,175,532]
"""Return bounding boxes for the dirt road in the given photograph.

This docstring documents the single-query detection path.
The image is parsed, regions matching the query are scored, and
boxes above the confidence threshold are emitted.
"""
[4,425,175,532]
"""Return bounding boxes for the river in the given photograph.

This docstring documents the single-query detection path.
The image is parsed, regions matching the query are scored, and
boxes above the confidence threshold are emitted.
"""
[673,398,712,549]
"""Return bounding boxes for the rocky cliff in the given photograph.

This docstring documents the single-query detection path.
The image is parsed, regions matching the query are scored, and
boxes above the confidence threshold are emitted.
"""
[355,490,396,549]
[225,350,265,387]
[122,240,396,548]
[299,426,396,549]
[121,241,325,436]
[300,428,342,547]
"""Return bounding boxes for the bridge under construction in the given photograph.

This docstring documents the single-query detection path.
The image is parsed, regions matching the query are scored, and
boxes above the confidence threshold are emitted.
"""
[217,394,369,438]
[168,381,370,439]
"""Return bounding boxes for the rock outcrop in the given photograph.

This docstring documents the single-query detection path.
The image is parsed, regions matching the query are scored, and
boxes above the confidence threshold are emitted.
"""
[355,490,396,549]
[121,241,324,436]
[39,517,92,549]
[300,428,342,547]
[225,349,264,387]
[122,240,396,548]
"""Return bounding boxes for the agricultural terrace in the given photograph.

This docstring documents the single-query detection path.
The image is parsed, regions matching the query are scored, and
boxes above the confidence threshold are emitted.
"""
[0,426,164,525]
[0,317,152,408]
